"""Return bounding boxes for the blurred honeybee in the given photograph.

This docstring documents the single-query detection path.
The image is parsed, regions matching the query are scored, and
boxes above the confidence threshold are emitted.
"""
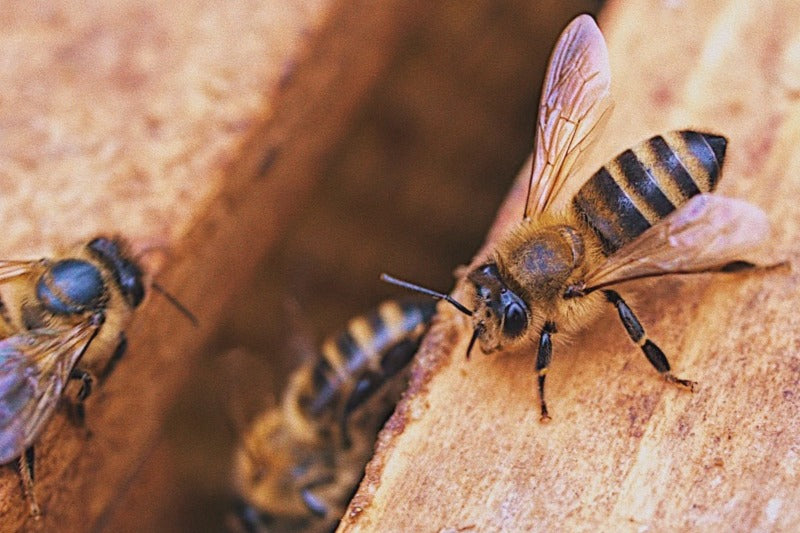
[0,236,195,517]
[383,14,775,420]
[232,298,436,533]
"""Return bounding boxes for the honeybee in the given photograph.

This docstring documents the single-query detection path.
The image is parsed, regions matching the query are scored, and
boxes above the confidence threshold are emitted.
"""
[0,236,195,516]
[233,299,436,533]
[382,14,773,421]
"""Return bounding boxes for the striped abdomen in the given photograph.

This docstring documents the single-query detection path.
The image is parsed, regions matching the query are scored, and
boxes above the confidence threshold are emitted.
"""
[300,299,436,419]
[572,130,727,256]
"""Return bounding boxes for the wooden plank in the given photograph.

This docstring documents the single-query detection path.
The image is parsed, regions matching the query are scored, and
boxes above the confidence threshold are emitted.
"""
[341,0,800,530]
[0,0,424,530]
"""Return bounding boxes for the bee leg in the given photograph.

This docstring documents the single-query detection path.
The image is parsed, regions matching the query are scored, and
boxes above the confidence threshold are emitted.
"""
[603,290,696,390]
[300,486,330,518]
[71,368,93,401]
[340,374,381,448]
[536,322,557,422]
[99,332,128,382]
[340,336,419,445]
[68,368,94,425]
[18,446,41,518]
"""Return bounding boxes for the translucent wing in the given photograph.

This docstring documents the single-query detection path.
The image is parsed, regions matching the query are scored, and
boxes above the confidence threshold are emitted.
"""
[0,321,101,463]
[524,14,613,218]
[0,260,44,282]
[582,194,770,291]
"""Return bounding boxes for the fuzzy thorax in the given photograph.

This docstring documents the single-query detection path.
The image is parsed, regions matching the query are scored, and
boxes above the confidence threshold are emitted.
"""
[467,212,609,353]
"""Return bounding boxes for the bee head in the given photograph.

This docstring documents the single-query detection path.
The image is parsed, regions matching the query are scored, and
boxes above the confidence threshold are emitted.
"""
[380,271,531,357]
[467,263,529,353]
[87,237,145,309]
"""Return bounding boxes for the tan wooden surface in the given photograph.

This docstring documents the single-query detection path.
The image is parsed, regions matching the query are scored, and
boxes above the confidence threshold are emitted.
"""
[0,0,427,530]
[341,0,800,531]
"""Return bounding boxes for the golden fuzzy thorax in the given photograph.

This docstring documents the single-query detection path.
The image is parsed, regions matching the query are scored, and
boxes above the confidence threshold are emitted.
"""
[468,210,608,353]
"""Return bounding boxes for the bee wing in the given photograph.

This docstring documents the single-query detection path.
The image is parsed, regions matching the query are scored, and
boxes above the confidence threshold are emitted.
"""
[583,194,770,291]
[0,260,44,281]
[524,14,613,218]
[0,321,101,463]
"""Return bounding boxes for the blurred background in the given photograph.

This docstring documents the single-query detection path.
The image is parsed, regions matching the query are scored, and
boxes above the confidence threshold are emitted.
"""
[117,1,603,530]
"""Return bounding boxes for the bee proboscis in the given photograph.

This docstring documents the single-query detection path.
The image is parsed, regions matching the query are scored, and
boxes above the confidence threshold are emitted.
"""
[0,236,195,517]
[383,14,775,420]
[232,298,436,533]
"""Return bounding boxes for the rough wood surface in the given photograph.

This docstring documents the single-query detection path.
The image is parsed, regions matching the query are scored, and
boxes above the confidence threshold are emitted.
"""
[0,1,426,530]
[341,0,800,531]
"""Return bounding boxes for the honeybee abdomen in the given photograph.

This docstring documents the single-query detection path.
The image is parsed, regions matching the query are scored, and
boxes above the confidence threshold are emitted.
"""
[307,299,436,417]
[572,130,726,255]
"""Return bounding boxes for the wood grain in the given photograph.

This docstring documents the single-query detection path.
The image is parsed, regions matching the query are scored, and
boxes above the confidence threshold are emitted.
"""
[341,0,800,531]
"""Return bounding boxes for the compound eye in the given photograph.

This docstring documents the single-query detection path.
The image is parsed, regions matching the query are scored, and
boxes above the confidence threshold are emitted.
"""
[117,263,145,308]
[503,303,527,338]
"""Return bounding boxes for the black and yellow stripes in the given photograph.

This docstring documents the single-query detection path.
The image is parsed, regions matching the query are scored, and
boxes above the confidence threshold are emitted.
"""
[572,130,727,256]
[303,299,436,419]
[234,299,436,530]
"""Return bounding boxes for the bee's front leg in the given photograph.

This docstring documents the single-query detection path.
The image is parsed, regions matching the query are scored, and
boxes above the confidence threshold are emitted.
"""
[70,368,93,401]
[68,367,94,425]
[536,322,557,422]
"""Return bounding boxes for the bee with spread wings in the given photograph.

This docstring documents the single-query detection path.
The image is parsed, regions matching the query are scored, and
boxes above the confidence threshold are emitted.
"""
[0,236,195,517]
[383,14,774,420]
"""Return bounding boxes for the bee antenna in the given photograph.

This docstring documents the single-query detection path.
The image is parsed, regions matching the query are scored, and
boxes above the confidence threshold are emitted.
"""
[152,282,199,327]
[380,273,473,317]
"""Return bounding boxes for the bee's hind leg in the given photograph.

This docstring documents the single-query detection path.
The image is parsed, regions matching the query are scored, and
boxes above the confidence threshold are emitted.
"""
[18,446,41,518]
[603,289,696,390]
